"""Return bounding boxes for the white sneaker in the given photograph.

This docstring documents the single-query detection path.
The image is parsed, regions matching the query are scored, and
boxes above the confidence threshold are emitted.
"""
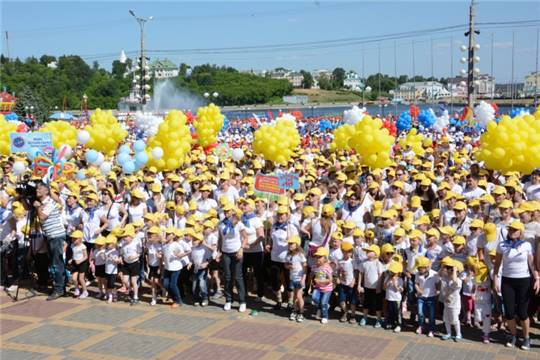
[239,303,247,313]
[150,298,157,306]
[394,326,401,333]
[224,302,232,311]
[321,318,328,324]
[79,291,88,299]
[73,288,80,297]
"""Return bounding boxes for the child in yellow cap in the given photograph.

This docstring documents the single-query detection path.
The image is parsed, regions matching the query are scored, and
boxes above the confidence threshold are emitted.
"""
[190,230,213,307]
[384,261,404,332]
[311,247,333,324]
[358,244,384,327]
[440,257,463,341]
[146,226,163,306]
[337,242,357,324]
[69,230,89,299]
[413,256,438,337]
[93,236,107,299]
[284,236,307,322]
[104,235,120,303]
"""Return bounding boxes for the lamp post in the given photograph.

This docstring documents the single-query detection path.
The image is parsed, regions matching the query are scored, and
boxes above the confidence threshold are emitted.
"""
[82,94,88,119]
[129,10,153,105]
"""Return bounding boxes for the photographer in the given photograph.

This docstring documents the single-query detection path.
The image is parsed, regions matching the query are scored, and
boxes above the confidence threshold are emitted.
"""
[34,182,66,300]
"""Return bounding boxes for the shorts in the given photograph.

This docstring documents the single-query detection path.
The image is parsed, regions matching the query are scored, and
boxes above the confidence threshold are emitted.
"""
[148,265,160,279]
[443,306,460,325]
[338,284,358,305]
[72,260,89,274]
[106,273,117,289]
[288,280,305,291]
[462,295,474,312]
[209,259,220,271]
[123,261,140,277]
[95,264,106,278]
[363,287,382,312]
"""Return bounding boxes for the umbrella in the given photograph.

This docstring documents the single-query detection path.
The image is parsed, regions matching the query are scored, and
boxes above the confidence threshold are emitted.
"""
[49,112,74,121]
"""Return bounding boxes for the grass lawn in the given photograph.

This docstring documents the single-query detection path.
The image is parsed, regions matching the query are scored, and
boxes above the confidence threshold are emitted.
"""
[292,88,363,104]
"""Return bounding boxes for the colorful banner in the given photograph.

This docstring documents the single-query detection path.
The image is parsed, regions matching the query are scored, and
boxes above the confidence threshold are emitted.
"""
[10,132,53,154]
[278,173,300,190]
[255,175,284,195]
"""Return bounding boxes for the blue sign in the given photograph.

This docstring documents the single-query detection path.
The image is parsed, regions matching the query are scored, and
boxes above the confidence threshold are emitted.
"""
[278,173,300,190]
[10,132,53,154]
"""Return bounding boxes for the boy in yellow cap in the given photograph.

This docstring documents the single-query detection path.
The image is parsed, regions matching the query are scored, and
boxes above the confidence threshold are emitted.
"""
[440,257,463,341]
[104,235,120,303]
[413,256,438,337]
[337,241,357,324]
[358,244,384,327]
[146,226,163,306]
[119,225,142,305]
[384,261,404,332]
[93,235,107,299]
[190,228,214,307]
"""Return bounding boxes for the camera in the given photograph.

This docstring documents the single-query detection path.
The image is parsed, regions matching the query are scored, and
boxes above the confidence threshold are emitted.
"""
[15,175,38,208]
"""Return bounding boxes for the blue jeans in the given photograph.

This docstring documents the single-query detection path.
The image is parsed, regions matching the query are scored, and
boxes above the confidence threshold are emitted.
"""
[417,296,437,332]
[312,289,331,319]
[192,268,209,302]
[47,236,66,294]
[163,269,182,304]
[222,252,245,303]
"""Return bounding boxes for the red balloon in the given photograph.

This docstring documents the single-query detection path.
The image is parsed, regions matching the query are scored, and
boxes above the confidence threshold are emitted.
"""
[409,105,420,118]
[16,123,28,132]
[382,120,397,136]
[203,143,217,155]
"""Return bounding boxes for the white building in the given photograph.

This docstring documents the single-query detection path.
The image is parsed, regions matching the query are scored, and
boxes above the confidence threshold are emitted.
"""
[397,81,450,100]
[150,59,179,79]
[524,71,540,97]
[343,71,364,91]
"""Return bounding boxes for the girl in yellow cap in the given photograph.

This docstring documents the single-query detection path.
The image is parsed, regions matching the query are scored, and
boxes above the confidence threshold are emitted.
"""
[311,247,333,324]
[384,261,404,332]
[358,244,384,328]
[146,227,163,306]
[414,256,438,337]
[439,257,463,341]
[284,235,307,322]
[69,230,89,299]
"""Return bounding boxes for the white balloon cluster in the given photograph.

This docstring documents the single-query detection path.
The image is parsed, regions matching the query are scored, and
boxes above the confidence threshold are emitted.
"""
[343,105,367,125]
[474,101,495,129]
[133,112,163,137]
[433,110,450,133]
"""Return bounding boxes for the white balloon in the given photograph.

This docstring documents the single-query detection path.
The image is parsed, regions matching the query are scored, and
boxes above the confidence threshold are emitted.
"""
[99,161,112,175]
[474,101,495,129]
[60,144,73,159]
[151,147,164,160]
[94,152,105,166]
[343,105,367,125]
[133,112,163,137]
[433,110,450,133]
[231,148,244,162]
[12,161,27,176]
[77,130,90,145]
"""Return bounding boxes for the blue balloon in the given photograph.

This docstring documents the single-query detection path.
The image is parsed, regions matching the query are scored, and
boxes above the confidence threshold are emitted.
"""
[118,144,131,154]
[135,151,149,166]
[122,161,136,174]
[509,107,530,118]
[220,116,230,132]
[133,140,146,153]
[76,171,86,180]
[396,111,412,132]
[418,109,436,128]
[117,152,131,166]
[85,150,98,164]
[319,119,333,131]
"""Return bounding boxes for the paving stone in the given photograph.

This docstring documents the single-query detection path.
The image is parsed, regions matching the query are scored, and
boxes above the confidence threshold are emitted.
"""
[0,318,32,335]
[11,324,99,348]
[214,321,298,346]
[137,312,215,334]
[173,342,267,360]
[0,349,48,359]
[396,342,494,360]
[63,306,145,326]
[84,332,177,359]
[4,299,79,318]
[297,330,389,358]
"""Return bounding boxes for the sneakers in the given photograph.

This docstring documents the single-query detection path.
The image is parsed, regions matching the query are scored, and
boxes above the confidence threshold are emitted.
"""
[427,331,434,338]
[359,317,367,326]
[521,337,530,351]
[321,318,328,324]
[315,309,322,320]
[340,313,348,322]
[239,303,247,313]
[374,319,382,329]
[201,300,208,307]
[349,317,357,325]
[482,335,490,344]
[107,294,113,304]
[47,292,63,301]
[290,312,297,321]
[441,334,452,341]
[194,302,200,307]
[393,326,401,333]
[454,335,462,342]
[150,298,157,306]
[296,314,304,323]
[416,326,423,335]
[73,288,80,297]
[505,335,517,348]
[224,302,232,311]
[130,298,139,306]
[79,291,88,299]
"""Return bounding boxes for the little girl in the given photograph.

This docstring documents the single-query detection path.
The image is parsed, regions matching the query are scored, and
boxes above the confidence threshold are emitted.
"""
[461,256,477,327]
[203,220,220,297]
[146,226,163,306]
[162,227,188,308]
[414,256,439,337]
[190,230,213,306]
[69,230,88,299]
[285,236,307,322]
[104,235,121,303]
[311,247,333,324]
[337,242,357,324]
[384,261,404,332]
[472,260,492,343]
[440,257,463,341]
[120,225,142,305]
[358,245,384,328]
[93,236,107,299]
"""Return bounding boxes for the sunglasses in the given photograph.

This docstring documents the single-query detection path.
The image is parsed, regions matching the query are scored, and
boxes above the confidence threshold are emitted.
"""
[329,191,337,195]
[385,252,394,255]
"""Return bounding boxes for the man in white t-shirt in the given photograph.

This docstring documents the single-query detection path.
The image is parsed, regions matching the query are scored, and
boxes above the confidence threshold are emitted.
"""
[462,175,486,201]
[524,169,540,201]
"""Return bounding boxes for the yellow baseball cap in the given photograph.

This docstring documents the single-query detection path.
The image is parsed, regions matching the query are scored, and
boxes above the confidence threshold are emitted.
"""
[508,220,525,232]
[95,236,106,246]
[452,235,466,245]
[414,256,431,269]
[314,247,329,257]
[388,261,403,274]
[341,242,353,252]
[381,243,395,254]
[366,244,381,257]
[288,235,301,245]
[71,230,83,239]
[426,228,440,239]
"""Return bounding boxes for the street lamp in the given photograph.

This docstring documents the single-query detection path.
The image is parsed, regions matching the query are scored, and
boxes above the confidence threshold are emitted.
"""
[203,92,210,98]
[212,92,219,98]
[129,10,153,105]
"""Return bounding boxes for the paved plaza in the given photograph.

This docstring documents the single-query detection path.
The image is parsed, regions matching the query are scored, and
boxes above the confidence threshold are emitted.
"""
[1,288,539,360]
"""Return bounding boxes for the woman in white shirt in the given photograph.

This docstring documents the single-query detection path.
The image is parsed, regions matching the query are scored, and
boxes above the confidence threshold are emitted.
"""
[493,220,540,350]
[162,228,189,307]
[100,188,127,236]
[239,199,265,301]
[218,205,247,312]
[126,190,147,224]
[64,194,83,233]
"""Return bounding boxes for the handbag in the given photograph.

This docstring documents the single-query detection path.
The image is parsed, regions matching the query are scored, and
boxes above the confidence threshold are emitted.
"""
[308,226,332,257]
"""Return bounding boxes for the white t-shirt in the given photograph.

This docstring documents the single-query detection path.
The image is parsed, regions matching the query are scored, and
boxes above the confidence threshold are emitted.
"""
[94,247,106,266]
[105,248,119,274]
[525,182,540,201]
[71,243,86,262]
[360,259,384,289]
[163,241,184,271]
[191,244,213,272]
[496,240,533,278]
[286,252,307,282]
[220,221,245,253]
[179,239,192,267]
[242,216,264,253]
[415,269,440,298]
[196,198,218,215]
[147,242,162,267]
[82,207,102,244]
[338,258,355,286]
[462,187,486,201]
[101,203,122,231]
[271,223,299,263]
[385,277,404,301]
[127,203,146,223]
[306,218,337,249]
[121,240,141,264]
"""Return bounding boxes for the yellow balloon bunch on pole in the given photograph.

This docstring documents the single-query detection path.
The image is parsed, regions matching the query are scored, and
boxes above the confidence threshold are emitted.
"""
[253,119,300,165]
[330,124,355,151]
[0,115,17,155]
[85,109,128,156]
[398,128,426,156]
[348,116,394,169]
[194,103,224,148]
[39,121,77,148]
[147,110,192,171]
[476,114,540,174]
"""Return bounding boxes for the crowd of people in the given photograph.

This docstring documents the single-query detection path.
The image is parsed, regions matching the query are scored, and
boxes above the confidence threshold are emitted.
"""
[1,113,539,352]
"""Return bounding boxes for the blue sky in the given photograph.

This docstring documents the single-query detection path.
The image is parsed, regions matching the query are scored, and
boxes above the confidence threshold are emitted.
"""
[2,1,539,83]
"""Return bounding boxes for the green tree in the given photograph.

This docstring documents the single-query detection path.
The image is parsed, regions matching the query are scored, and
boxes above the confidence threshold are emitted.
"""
[300,70,313,89]
[318,74,333,90]
[332,67,346,89]
[13,86,47,124]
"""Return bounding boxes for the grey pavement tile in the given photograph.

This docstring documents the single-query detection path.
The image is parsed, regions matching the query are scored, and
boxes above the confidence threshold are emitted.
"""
[84,332,178,359]
[0,349,48,360]
[63,306,146,326]
[396,342,496,360]
[10,324,99,348]
[137,312,216,334]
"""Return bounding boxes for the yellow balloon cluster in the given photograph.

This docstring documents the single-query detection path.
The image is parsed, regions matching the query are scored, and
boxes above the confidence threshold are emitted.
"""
[39,121,77,148]
[0,115,17,155]
[399,128,426,156]
[330,124,355,151]
[147,110,192,171]
[253,119,300,165]
[476,112,540,174]
[194,103,224,148]
[85,109,128,156]
[348,116,394,169]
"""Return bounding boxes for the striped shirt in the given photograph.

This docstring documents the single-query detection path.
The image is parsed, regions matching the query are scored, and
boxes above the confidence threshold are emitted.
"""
[41,197,66,239]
